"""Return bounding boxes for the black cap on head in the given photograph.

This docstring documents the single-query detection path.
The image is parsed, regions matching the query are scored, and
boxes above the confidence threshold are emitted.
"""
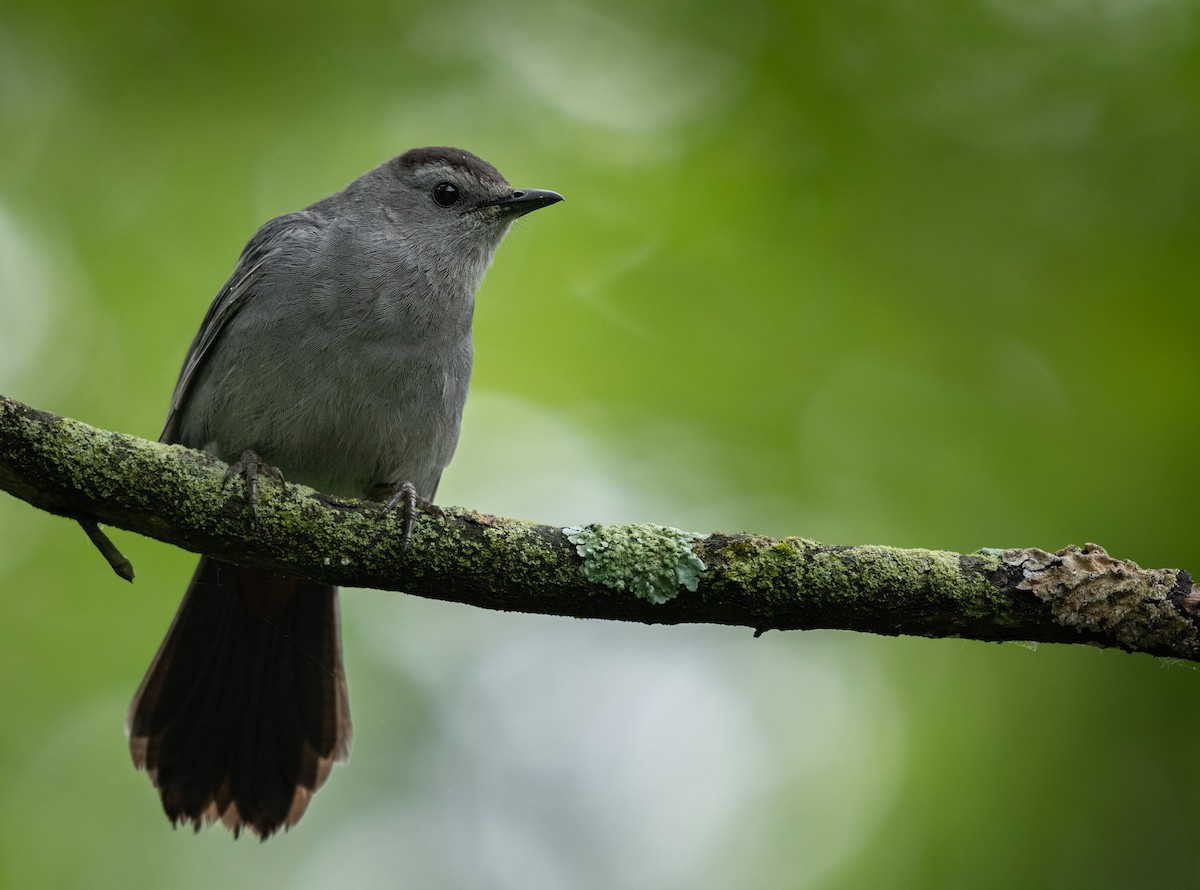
[398,146,511,189]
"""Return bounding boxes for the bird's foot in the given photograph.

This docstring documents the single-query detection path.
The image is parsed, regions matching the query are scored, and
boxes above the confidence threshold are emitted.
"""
[378,481,443,554]
[223,449,286,524]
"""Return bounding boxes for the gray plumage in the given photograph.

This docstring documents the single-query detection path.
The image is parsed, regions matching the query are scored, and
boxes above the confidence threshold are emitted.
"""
[165,147,560,498]
[128,147,561,839]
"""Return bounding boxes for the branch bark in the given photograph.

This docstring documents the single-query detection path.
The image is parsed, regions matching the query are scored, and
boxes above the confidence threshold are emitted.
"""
[3,393,1199,660]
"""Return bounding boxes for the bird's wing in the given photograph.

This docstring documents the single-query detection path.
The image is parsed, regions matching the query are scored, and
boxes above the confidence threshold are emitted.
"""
[160,213,322,444]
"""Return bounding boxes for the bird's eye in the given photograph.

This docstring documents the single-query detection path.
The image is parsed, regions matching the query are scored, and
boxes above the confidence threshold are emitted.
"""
[432,182,460,207]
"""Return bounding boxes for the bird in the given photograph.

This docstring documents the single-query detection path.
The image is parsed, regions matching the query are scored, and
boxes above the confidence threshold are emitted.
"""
[126,146,562,839]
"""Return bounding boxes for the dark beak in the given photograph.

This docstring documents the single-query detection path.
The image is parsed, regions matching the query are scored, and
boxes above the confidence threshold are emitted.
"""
[491,188,564,218]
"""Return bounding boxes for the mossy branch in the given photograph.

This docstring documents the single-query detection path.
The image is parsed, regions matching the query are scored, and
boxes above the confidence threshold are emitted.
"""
[3,393,1199,660]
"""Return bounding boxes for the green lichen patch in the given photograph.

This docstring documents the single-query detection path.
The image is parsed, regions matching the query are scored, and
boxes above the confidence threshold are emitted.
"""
[563,523,707,604]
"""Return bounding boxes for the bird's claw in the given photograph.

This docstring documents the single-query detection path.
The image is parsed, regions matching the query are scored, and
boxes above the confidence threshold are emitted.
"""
[223,449,285,524]
[380,481,442,554]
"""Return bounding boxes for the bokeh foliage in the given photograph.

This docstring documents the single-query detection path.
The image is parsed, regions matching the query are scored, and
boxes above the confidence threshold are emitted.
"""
[2,0,1199,886]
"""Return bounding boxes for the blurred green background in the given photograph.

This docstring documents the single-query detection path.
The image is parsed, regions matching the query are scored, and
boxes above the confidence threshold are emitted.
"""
[2,0,1200,886]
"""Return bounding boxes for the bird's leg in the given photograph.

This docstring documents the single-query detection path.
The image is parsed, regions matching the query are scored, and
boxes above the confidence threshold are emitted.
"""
[378,481,443,554]
[224,449,286,524]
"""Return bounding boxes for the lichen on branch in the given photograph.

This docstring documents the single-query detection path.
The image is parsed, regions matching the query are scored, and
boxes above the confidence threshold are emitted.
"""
[2,393,1198,661]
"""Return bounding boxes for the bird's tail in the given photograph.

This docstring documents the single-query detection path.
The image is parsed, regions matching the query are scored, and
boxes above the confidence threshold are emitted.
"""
[127,556,351,839]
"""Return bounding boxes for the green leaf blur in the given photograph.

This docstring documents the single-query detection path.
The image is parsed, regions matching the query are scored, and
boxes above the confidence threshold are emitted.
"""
[2,0,1198,886]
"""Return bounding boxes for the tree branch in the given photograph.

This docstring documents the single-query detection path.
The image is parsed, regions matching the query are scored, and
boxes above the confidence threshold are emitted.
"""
[3,394,1199,660]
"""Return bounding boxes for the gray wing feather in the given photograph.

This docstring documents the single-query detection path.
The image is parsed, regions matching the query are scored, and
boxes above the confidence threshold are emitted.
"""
[160,213,321,444]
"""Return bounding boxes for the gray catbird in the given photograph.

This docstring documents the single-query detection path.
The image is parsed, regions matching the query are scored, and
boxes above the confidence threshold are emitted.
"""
[127,146,562,839]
